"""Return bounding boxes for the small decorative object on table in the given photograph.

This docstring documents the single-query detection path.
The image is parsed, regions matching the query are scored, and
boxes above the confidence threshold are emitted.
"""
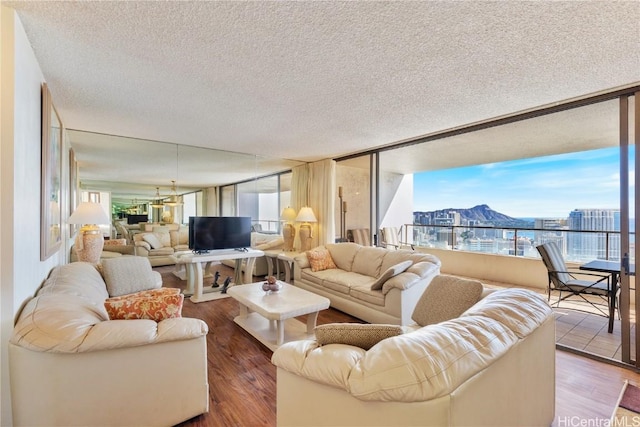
[262,275,282,292]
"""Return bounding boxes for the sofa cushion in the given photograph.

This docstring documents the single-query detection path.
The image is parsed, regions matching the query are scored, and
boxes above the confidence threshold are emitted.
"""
[101,256,161,297]
[351,247,387,277]
[155,231,171,247]
[326,242,360,271]
[412,275,484,326]
[104,288,183,321]
[148,247,176,256]
[169,226,189,247]
[324,271,376,294]
[142,233,163,249]
[371,260,413,290]
[307,246,337,272]
[315,323,404,350]
[349,283,385,306]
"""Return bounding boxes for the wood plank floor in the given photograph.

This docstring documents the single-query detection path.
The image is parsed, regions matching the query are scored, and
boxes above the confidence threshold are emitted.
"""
[158,265,640,427]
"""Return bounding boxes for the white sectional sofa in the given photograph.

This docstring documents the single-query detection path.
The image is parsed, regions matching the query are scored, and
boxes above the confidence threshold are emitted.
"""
[272,286,555,427]
[292,243,441,325]
[9,261,209,426]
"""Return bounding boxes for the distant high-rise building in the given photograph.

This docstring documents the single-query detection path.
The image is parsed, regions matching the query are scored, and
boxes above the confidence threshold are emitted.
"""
[567,209,620,261]
[534,218,567,254]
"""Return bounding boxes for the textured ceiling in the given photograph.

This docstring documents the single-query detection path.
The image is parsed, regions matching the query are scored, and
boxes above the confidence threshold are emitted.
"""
[5,1,640,198]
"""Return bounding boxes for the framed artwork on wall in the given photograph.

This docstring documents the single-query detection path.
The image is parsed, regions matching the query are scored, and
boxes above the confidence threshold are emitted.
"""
[40,83,63,260]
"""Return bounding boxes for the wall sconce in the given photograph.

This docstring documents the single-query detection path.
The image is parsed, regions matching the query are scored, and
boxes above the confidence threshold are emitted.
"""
[68,202,110,264]
[296,206,317,252]
[281,206,297,251]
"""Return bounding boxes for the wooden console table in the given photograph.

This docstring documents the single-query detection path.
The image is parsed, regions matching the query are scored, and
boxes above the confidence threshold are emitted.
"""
[171,249,264,303]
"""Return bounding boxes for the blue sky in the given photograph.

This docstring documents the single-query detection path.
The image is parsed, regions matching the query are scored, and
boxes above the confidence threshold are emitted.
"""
[413,147,630,218]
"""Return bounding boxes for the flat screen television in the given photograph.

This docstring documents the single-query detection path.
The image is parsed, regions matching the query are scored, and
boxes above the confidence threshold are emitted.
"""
[127,214,148,224]
[188,216,252,253]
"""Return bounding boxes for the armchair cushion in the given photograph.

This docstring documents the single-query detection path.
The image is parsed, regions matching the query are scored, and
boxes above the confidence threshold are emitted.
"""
[412,274,483,327]
[101,256,162,297]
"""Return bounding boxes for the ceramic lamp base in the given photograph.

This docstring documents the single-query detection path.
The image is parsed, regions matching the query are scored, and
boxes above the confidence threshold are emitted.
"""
[299,224,313,252]
[74,227,104,264]
[282,223,296,251]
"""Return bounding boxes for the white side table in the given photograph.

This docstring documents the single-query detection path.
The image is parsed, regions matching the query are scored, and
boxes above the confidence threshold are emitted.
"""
[277,251,303,283]
[171,249,264,303]
[262,249,284,280]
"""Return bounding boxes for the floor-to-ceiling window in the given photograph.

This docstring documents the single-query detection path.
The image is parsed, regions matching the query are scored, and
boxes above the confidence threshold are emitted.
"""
[335,86,639,367]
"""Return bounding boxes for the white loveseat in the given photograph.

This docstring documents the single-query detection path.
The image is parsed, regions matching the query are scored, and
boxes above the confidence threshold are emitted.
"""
[293,243,441,325]
[272,286,555,427]
[9,261,209,426]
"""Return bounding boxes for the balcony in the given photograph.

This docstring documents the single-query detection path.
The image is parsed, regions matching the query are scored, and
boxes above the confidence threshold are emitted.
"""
[400,223,635,363]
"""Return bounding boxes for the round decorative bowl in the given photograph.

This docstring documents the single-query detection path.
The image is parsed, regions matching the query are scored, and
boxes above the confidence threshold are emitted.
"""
[262,280,282,292]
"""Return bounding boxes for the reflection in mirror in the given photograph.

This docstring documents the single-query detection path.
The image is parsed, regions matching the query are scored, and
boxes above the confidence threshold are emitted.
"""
[68,130,304,221]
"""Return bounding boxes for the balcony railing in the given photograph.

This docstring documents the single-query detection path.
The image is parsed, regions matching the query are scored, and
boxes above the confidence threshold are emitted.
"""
[402,223,633,264]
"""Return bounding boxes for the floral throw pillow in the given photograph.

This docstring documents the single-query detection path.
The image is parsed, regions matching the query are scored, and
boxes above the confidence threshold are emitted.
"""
[306,246,337,272]
[104,287,183,321]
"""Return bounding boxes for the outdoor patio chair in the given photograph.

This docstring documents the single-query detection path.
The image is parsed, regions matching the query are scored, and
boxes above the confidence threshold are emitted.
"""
[536,242,613,318]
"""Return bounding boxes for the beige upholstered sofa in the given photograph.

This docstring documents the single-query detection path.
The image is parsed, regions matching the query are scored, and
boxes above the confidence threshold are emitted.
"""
[222,231,285,277]
[133,225,190,266]
[293,243,441,325]
[70,238,134,262]
[9,261,209,426]
[272,285,555,427]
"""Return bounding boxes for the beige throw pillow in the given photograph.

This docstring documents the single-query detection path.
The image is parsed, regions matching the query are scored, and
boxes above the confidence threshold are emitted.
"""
[371,260,413,290]
[101,256,161,297]
[411,275,483,327]
[315,323,404,350]
[142,233,163,249]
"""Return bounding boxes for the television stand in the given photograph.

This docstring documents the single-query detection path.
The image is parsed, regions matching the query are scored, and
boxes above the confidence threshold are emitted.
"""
[171,249,265,303]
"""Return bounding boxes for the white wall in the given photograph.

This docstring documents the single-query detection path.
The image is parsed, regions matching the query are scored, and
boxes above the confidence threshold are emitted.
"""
[380,172,413,234]
[1,8,69,425]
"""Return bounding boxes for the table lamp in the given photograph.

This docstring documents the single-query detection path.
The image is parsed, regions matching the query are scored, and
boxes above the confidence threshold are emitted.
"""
[69,202,110,264]
[281,206,297,251]
[296,207,317,252]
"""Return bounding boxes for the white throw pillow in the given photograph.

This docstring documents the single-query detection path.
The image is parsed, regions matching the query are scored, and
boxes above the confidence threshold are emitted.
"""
[142,233,163,249]
[371,260,413,290]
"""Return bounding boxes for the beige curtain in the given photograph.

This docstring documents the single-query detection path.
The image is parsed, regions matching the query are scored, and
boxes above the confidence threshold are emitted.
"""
[290,160,336,250]
[291,164,309,250]
[291,164,309,211]
[308,159,336,248]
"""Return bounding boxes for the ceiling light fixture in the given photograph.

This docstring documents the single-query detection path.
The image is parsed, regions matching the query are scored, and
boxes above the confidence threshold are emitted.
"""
[150,187,164,208]
[164,180,183,206]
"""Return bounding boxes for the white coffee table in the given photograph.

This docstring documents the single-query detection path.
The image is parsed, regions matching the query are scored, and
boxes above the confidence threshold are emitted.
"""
[227,282,330,351]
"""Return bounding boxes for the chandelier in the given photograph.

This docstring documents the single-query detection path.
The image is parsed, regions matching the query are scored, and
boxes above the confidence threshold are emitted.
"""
[164,180,183,206]
[150,187,164,208]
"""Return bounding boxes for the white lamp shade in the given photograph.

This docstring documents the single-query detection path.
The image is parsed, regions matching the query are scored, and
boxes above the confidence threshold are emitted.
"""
[280,207,297,222]
[295,207,317,223]
[69,202,110,225]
